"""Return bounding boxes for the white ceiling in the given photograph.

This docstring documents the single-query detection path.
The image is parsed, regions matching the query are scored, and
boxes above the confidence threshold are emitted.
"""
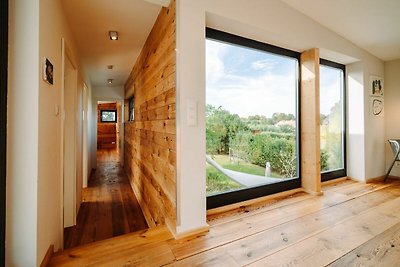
[281,0,400,61]
[61,0,162,88]
[62,0,400,90]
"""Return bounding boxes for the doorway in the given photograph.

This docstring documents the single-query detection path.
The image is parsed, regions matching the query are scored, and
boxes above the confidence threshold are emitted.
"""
[97,101,120,157]
[63,53,78,228]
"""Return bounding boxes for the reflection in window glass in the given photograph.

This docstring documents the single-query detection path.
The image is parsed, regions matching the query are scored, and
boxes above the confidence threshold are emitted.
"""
[101,110,117,122]
[206,39,298,196]
[320,65,344,172]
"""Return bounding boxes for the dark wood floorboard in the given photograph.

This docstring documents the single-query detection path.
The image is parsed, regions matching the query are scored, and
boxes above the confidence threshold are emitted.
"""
[63,148,148,249]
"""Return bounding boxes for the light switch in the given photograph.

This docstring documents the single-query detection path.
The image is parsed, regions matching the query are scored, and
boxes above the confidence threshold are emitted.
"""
[187,99,197,126]
[55,105,60,116]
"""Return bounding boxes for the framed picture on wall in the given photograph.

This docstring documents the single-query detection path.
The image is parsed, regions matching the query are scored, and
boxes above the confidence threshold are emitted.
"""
[43,58,54,85]
[370,75,384,97]
[370,97,384,117]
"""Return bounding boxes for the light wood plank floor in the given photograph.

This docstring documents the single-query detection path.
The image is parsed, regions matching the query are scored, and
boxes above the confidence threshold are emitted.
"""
[52,178,400,266]
[63,148,148,249]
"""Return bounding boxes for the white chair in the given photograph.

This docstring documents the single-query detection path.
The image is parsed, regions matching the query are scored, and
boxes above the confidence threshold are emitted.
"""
[384,139,400,182]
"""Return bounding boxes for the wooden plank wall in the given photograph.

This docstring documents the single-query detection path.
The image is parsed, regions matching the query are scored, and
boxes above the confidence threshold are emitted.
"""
[300,48,322,195]
[97,103,117,149]
[124,0,176,230]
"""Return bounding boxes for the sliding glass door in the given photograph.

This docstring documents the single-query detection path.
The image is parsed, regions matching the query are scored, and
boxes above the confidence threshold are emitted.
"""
[319,59,346,181]
[206,28,300,209]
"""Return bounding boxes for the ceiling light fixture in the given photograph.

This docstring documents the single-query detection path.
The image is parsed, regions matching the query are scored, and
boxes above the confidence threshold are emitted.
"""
[109,31,118,40]
[108,79,113,84]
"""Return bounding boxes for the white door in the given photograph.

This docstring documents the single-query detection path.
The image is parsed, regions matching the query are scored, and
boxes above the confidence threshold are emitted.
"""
[63,55,77,228]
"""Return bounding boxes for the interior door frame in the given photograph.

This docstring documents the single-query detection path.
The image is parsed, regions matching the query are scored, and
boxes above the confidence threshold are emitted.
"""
[0,0,8,262]
[61,39,78,246]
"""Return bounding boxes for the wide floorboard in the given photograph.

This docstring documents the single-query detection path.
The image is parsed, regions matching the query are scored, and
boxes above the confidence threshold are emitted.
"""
[63,148,148,249]
[52,178,400,266]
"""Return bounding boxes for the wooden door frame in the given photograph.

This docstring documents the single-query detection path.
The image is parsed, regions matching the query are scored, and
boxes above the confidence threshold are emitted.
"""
[0,0,8,263]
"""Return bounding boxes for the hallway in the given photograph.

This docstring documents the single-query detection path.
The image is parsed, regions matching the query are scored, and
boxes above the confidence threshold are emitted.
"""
[64,148,148,249]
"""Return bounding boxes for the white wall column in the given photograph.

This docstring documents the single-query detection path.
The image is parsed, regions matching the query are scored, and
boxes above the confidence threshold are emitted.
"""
[7,0,40,265]
[175,0,208,236]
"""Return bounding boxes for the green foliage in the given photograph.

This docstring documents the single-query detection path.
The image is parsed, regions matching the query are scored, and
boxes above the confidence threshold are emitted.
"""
[206,105,247,154]
[321,101,343,171]
[320,149,329,171]
[271,112,295,124]
[206,105,298,189]
[247,134,296,177]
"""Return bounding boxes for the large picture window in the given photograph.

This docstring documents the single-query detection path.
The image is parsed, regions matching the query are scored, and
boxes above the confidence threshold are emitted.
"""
[206,28,300,209]
[319,59,346,181]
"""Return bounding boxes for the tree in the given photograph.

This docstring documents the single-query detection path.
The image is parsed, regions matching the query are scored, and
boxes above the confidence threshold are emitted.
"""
[271,112,295,124]
[206,105,248,154]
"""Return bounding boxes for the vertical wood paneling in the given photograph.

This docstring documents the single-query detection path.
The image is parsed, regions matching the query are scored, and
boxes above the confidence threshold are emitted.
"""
[124,0,176,230]
[300,48,322,195]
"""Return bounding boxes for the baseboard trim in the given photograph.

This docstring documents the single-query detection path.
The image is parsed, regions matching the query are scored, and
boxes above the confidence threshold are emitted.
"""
[365,175,385,183]
[321,176,348,185]
[207,187,304,216]
[40,244,54,267]
[173,225,210,240]
[127,175,155,228]
[347,175,396,184]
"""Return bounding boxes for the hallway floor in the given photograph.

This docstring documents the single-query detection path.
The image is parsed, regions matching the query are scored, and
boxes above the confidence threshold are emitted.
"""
[63,148,148,249]
[52,178,400,266]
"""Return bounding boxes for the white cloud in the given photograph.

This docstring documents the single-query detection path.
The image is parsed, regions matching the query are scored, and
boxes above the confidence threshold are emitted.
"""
[251,59,279,71]
[206,40,297,118]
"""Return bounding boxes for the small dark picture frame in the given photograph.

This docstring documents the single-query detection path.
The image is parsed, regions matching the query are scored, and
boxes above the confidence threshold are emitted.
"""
[43,58,54,85]
[100,110,117,123]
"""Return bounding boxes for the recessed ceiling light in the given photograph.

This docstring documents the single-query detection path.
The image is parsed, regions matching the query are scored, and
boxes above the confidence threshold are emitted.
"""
[107,65,114,70]
[109,31,118,40]
[108,79,113,84]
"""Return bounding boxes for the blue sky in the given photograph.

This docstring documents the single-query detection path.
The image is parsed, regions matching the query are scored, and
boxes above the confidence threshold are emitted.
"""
[206,39,341,118]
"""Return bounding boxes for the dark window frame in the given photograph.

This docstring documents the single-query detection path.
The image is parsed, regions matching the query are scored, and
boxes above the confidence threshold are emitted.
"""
[206,28,301,209]
[319,58,347,182]
[128,97,134,121]
[100,109,117,123]
[1,0,8,263]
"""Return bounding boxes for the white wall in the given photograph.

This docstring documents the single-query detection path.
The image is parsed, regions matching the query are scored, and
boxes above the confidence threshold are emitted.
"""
[384,59,400,176]
[175,0,385,235]
[347,62,366,181]
[37,0,86,263]
[363,58,385,180]
[175,1,208,235]
[7,0,39,265]
[8,0,89,265]
[92,86,125,100]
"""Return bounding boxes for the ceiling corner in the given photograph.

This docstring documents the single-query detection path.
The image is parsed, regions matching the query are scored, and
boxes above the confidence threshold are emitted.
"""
[143,0,170,7]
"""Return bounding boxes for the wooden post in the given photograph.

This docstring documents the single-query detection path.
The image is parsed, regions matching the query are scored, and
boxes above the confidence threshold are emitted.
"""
[300,48,322,195]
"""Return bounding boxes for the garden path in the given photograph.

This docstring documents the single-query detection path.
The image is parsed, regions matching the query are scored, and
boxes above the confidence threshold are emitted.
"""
[206,155,284,187]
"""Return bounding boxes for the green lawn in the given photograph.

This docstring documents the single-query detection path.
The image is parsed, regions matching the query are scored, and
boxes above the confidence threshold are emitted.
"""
[206,163,242,195]
[206,154,282,195]
[212,154,282,178]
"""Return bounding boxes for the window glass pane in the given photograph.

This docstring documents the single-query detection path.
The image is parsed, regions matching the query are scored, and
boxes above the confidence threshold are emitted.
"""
[101,111,116,122]
[206,39,298,196]
[320,65,344,172]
